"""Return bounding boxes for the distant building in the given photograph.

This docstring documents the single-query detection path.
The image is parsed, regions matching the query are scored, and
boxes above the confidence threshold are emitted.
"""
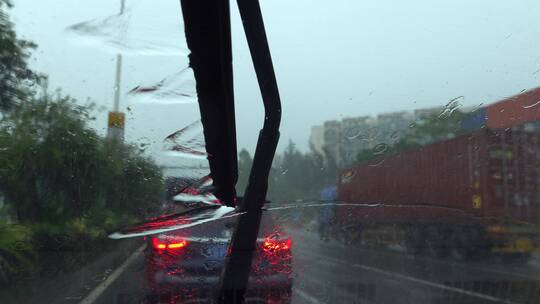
[311,109,431,167]
[414,107,443,120]
[377,111,414,145]
[310,87,540,169]
[340,116,373,164]
[322,120,342,165]
[309,125,325,156]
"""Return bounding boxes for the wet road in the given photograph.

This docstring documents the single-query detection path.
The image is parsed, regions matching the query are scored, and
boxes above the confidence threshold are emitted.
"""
[291,228,540,304]
[91,226,540,304]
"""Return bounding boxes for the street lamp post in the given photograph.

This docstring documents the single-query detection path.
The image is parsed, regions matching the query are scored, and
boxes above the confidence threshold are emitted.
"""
[107,0,126,141]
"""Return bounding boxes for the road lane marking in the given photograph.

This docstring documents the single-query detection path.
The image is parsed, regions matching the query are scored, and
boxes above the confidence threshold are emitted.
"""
[79,245,145,304]
[294,239,540,282]
[315,255,521,304]
[293,287,323,304]
[294,248,523,304]
[295,273,362,303]
[298,254,521,304]
[298,249,534,304]
[352,263,521,304]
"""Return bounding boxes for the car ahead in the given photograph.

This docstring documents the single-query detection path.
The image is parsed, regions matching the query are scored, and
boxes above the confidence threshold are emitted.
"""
[144,212,293,303]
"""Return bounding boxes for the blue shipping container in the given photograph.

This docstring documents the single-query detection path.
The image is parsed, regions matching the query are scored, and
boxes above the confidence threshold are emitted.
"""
[461,108,487,130]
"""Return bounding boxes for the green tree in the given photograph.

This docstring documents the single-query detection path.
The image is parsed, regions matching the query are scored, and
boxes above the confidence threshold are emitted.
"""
[357,109,472,163]
[100,140,163,219]
[400,109,469,147]
[0,0,41,112]
[0,1,164,288]
[0,90,101,222]
[0,88,163,227]
[236,148,253,196]
[234,140,341,204]
[266,140,334,203]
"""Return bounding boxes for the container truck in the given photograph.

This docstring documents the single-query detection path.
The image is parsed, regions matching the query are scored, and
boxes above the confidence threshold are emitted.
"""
[336,128,540,260]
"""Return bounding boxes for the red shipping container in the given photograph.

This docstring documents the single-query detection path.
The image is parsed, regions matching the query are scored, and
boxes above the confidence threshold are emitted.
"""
[337,129,540,226]
[486,87,540,130]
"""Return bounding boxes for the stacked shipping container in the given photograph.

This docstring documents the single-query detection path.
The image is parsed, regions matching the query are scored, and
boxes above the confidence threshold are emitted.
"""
[337,129,540,225]
[461,86,540,131]
[335,87,540,257]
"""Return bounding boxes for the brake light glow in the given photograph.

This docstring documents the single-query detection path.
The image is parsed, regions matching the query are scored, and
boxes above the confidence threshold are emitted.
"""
[262,238,291,252]
[152,237,188,250]
[167,241,188,249]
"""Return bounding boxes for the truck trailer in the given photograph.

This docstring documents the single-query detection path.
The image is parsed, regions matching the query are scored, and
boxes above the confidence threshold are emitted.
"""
[336,128,540,260]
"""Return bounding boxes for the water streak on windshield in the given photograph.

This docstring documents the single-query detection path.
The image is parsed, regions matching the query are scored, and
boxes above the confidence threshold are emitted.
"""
[65,2,188,55]
[162,120,208,159]
[127,68,197,105]
[108,202,482,240]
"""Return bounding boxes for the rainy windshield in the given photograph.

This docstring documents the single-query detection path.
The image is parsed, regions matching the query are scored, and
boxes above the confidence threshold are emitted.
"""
[2,0,540,303]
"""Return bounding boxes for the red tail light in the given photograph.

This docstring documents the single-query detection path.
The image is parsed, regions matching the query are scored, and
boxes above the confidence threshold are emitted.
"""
[151,236,188,251]
[262,238,291,253]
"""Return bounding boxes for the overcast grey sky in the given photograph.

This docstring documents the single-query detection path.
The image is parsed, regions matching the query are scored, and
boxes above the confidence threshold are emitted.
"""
[10,0,540,161]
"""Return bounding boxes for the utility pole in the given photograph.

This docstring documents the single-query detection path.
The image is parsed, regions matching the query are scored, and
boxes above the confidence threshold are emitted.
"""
[107,0,126,141]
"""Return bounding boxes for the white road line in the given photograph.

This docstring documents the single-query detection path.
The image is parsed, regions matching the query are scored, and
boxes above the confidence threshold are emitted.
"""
[394,249,540,282]
[301,251,527,304]
[352,263,522,304]
[294,273,361,303]
[293,288,323,304]
[299,253,521,304]
[295,241,540,282]
[304,254,522,304]
[79,245,145,304]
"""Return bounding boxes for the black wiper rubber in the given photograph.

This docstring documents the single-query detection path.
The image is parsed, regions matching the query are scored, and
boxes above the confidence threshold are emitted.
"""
[179,0,281,302]
[216,0,282,302]
[180,0,238,206]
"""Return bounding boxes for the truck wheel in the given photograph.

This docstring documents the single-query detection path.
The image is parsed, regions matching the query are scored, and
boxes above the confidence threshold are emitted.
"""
[468,228,490,259]
[405,227,424,255]
[427,240,447,258]
[450,229,472,261]
[342,229,353,246]
[426,227,448,258]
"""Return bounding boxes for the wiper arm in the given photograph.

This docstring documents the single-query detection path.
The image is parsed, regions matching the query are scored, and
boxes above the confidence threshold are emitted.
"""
[179,0,281,302]
[216,0,282,302]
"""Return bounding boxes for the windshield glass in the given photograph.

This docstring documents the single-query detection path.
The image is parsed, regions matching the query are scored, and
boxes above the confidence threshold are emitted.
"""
[1,0,540,303]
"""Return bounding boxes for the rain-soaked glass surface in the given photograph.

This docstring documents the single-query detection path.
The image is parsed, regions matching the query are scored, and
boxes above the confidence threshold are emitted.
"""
[1,0,540,303]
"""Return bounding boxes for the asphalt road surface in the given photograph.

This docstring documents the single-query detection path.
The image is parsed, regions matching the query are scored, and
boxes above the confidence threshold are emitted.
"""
[88,224,540,304]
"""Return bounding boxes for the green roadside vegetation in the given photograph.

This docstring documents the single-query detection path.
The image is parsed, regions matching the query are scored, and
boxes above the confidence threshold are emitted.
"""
[237,141,338,203]
[356,109,472,163]
[0,0,163,293]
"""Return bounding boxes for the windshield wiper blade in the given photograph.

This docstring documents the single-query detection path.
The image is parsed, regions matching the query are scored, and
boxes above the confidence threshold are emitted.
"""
[180,0,238,208]
[179,0,281,302]
[216,0,281,302]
